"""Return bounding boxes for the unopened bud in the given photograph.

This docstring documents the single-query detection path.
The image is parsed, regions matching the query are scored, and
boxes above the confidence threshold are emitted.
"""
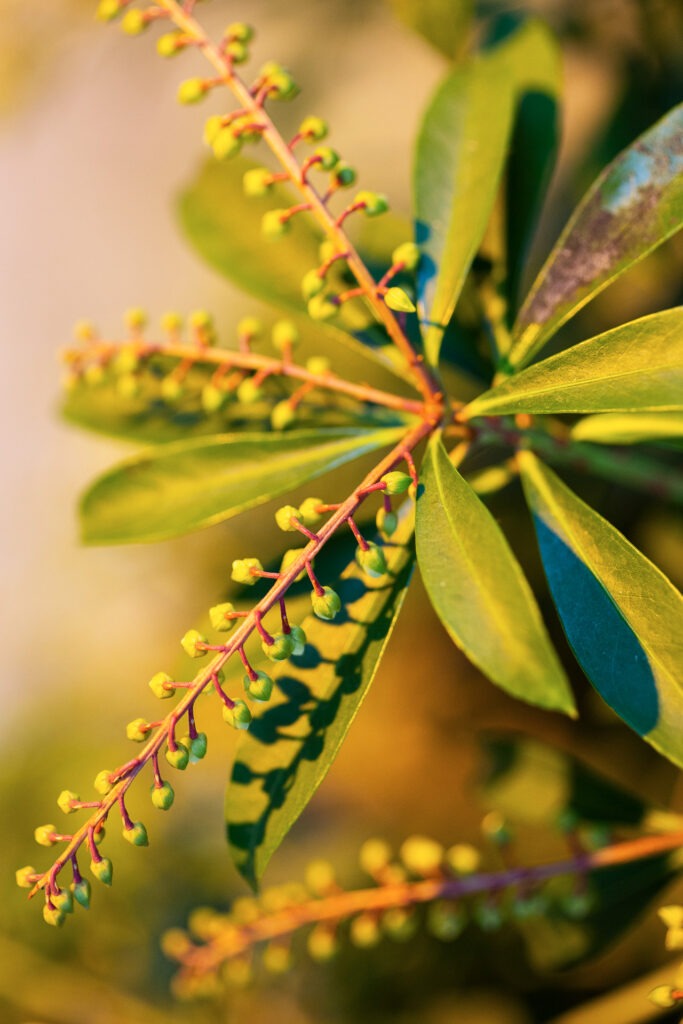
[262,942,292,974]
[178,77,208,105]
[180,629,207,659]
[90,857,113,885]
[94,770,113,795]
[148,671,175,699]
[307,294,337,321]
[236,377,264,404]
[446,843,481,875]
[384,287,415,313]
[299,496,324,527]
[355,191,389,216]
[165,743,190,771]
[332,163,356,188]
[428,901,466,940]
[350,912,381,948]
[34,825,56,847]
[649,986,678,1009]
[244,670,274,702]
[400,835,444,876]
[43,904,66,928]
[262,633,294,662]
[15,866,36,888]
[305,859,336,895]
[201,383,226,413]
[356,542,387,578]
[160,377,183,403]
[280,547,307,582]
[226,21,254,42]
[231,557,263,585]
[359,838,392,876]
[313,146,339,171]
[121,10,147,35]
[52,888,74,915]
[271,319,299,352]
[288,624,307,656]
[151,782,175,810]
[243,168,273,197]
[223,699,252,730]
[381,471,412,494]
[376,507,398,537]
[271,401,296,431]
[262,210,291,239]
[391,242,420,270]
[307,924,338,961]
[305,356,330,376]
[57,790,79,815]
[300,116,328,141]
[157,31,185,58]
[96,0,122,21]
[213,127,242,161]
[123,821,149,847]
[275,505,301,532]
[71,878,92,909]
[209,602,237,632]
[126,718,150,742]
[311,586,341,621]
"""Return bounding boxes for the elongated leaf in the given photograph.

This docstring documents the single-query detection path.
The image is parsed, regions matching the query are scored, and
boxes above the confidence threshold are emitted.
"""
[415,434,574,713]
[462,307,683,419]
[520,452,683,767]
[387,0,473,60]
[80,426,405,544]
[571,411,683,445]
[226,511,415,887]
[511,103,683,368]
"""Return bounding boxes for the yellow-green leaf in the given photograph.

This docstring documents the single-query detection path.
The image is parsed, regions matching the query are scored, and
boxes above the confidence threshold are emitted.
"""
[571,412,683,445]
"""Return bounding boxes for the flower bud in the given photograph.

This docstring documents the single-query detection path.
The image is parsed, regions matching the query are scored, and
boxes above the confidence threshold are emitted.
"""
[271,401,296,431]
[381,471,412,494]
[90,857,113,885]
[271,319,299,352]
[180,629,207,658]
[94,770,113,795]
[313,146,339,171]
[209,602,237,632]
[660,905,683,929]
[71,878,92,909]
[123,821,149,847]
[186,732,208,762]
[267,70,298,100]
[305,859,336,895]
[319,240,337,262]
[384,287,415,313]
[400,835,444,876]
[212,127,242,161]
[427,901,466,940]
[57,790,79,815]
[560,889,593,919]
[113,343,139,373]
[649,986,678,1009]
[244,670,274,702]
[223,700,252,730]
[96,0,122,21]
[391,242,420,270]
[376,507,398,538]
[262,210,291,239]
[280,547,307,582]
[350,913,381,948]
[161,927,192,960]
[356,543,388,578]
[358,838,392,876]
[15,866,36,888]
[84,363,105,386]
[446,843,481,875]
[262,633,294,662]
[148,670,175,699]
[225,40,248,64]
[311,586,341,621]
[151,782,175,810]
[307,294,337,321]
[474,900,504,931]
[262,942,292,974]
[298,496,323,527]
[160,376,183,403]
[275,505,301,532]
[177,77,208,105]
[288,624,307,656]
[299,116,328,141]
[116,373,139,399]
[43,904,66,928]
[226,21,254,42]
[157,31,185,58]
[301,269,325,300]
[332,163,356,188]
[231,557,263,585]
[189,309,212,332]
[201,383,226,413]
[236,377,264,404]
[307,925,338,961]
[126,718,150,742]
[355,191,389,216]
[121,10,147,35]
[34,825,56,847]
[52,887,74,915]
[243,168,273,197]
[165,743,190,771]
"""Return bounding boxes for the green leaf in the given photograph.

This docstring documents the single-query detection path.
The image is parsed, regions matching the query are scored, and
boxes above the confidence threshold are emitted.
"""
[462,307,683,419]
[571,411,683,445]
[80,426,405,545]
[225,511,415,887]
[386,0,473,60]
[415,434,574,714]
[519,452,683,767]
[510,102,683,369]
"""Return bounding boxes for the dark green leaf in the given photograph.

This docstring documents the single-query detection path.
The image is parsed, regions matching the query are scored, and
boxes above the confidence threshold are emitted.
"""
[225,511,415,887]
[520,452,683,767]
[463,307,683,418]
[571,411,683,445]
[415,434,574,714]
[510,103,683,369]
[80,426,405,544]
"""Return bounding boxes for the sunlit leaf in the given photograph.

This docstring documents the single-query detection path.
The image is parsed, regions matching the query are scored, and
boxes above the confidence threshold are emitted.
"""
[225,511,415,887]
[415,434,574,714]
[510,103,683,369]
[571,411,683,445]
[520,452,683,767]
[462,308,683,419]
[80,426,405,544]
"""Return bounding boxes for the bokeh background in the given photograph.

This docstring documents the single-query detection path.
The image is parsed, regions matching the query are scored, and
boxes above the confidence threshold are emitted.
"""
[2,1,683,1021]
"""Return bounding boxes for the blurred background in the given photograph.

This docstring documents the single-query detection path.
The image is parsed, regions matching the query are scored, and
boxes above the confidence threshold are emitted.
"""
[2,1,683,1021]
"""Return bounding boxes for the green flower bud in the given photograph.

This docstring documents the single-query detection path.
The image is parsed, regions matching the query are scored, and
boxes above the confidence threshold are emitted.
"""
[400,835,444,876]
[156,31,184,58]
[94,770,113,795]
[446,843,481,875]
[225,40,249,64]
[43,904,66,928]
[359,838,392,876]
[356,542,388,578]
[161,927,192,960]
[331,163,356,188]
[15,866,36,888]
[298,496,324,527]
[300,115,328,141]
[271,319,299,353]
[355,191,389,216]
[391,241,421,271]
[121,10,147,35]
[52,887,74,915]
[151,782,175,810]
[262,942,292,974]
[165,743,190,771]
[305,356,330,376]
[427,901,466,941]
[177,77,208,105]
[160,376,183,403]
[57,790,79,815]
[96,0,122,21]
[376,507,398,538]
[350,913,381,948]
[511,893,547,920]
[262,633,294,662]
[307,294,337,321]
[223,957,253,987]
[280,547,307,582]
[186,732,208,762]
[126,718,150,742]
[243,168,273,197]
[71,878,91,909]
[305,859,336,895]
[202,114,224,146]
[307,925,338,961]
[231,557,263,585]
[560,889,593,919]
[226,21,254,42]
[271,401,296,431]
[34,825,56,847]
[180,629,207,659]
[160,310,183,333]
[311,586,341,621]
[212,127,242,161]
[481,810,512,846]
[209,602,237,632]
[116,373,139,399]
[649,986,678,1009]
[223,700,252,730]
[381,471,412,494]
[236,377,264,404]
[267,70,298,100]
[275,505,301,532]
[318,240,337,263]
[189,309,213,332]
[301,269,326,300]
[148,670,175,699]
[188,906,223,939]
[314,146,339,171]
[201,383,226,413]
[123,821,149,847]
[288,624,307,656]
[262,209,291,239]
[244,670,274,701]
[90,857,113,885]
[474,900,504,931]
[384,287,416,313]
